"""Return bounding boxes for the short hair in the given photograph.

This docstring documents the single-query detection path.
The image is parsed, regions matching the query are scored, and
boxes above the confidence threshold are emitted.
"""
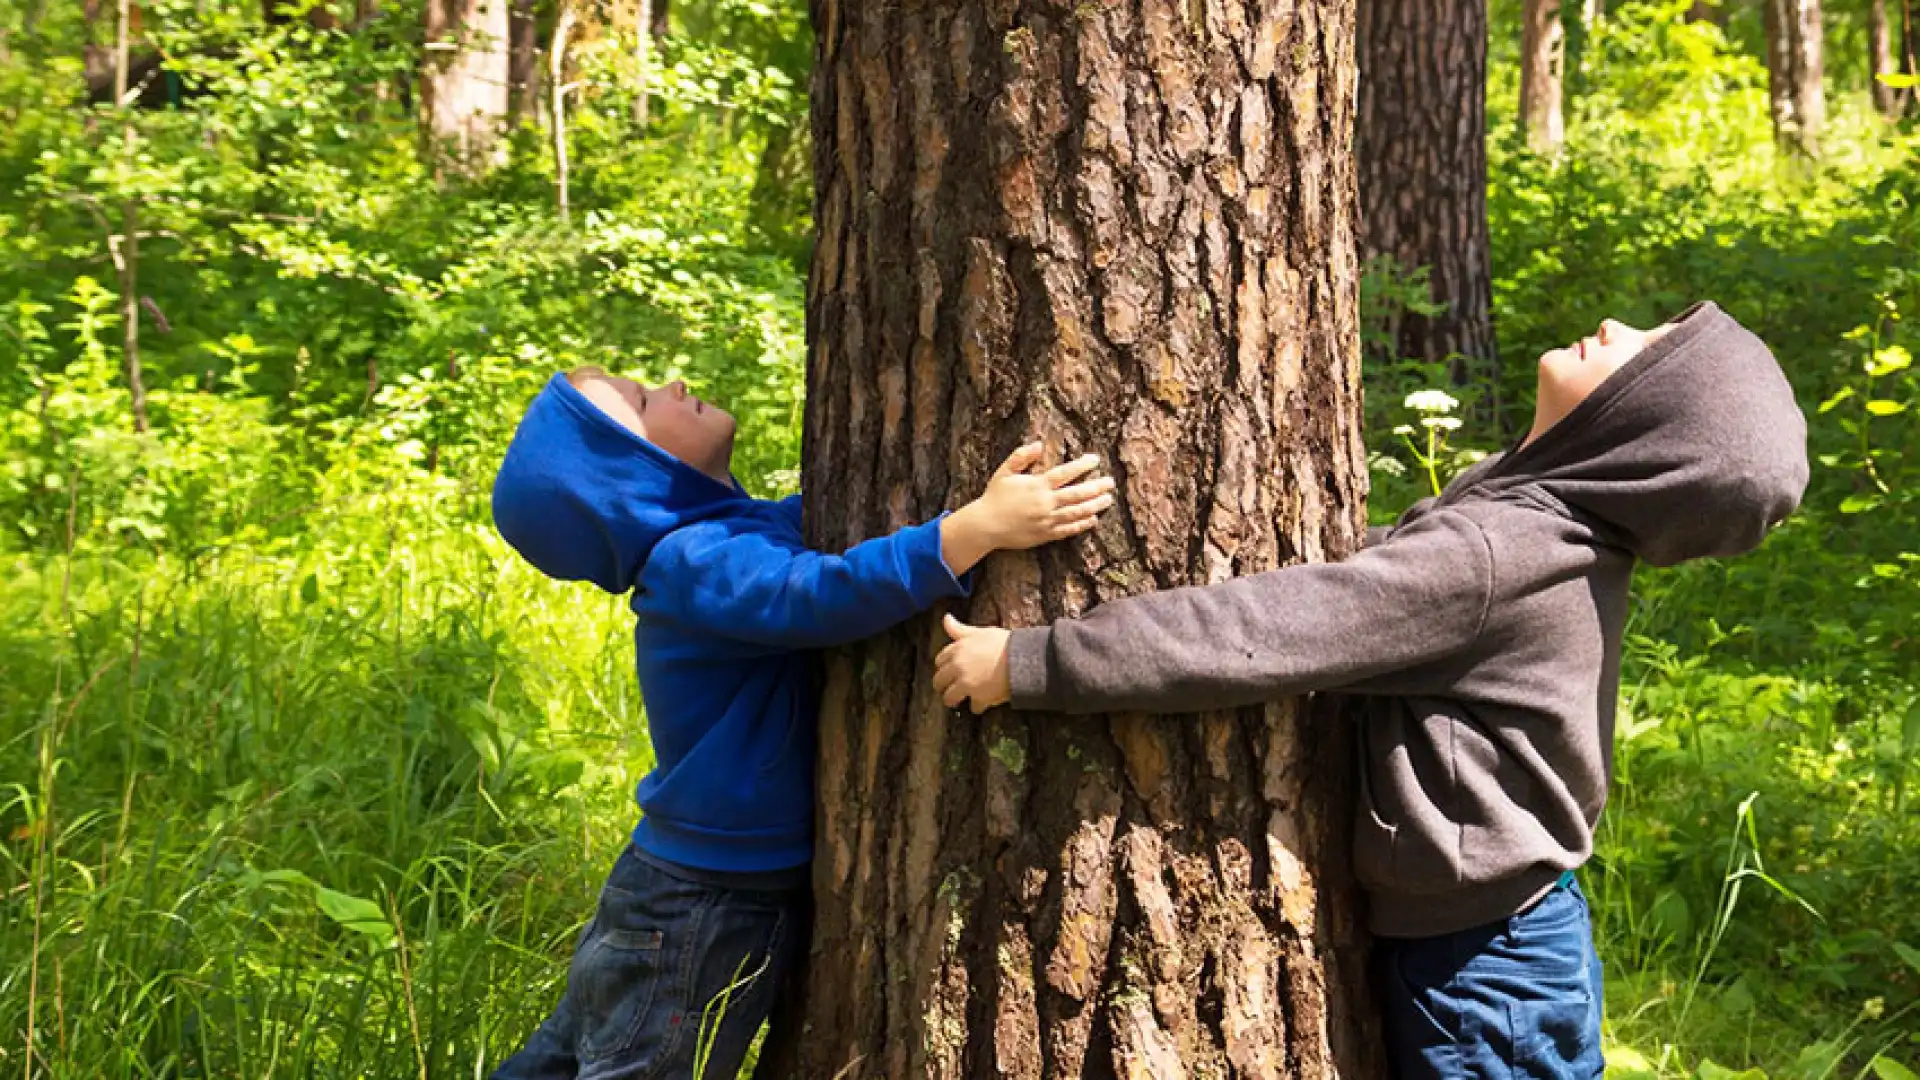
[566,365,608,389]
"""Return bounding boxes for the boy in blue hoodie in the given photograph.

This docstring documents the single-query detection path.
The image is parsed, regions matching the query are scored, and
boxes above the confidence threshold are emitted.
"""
[489,367,1115,1080]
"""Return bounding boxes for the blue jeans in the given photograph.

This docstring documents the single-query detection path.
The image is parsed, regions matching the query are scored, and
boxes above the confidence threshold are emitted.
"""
[1376,874,1605,1080]
[494,844,808,1080]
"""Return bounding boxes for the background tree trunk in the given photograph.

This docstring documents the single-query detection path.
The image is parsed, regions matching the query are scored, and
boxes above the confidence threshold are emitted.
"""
[1869,0,1907,116]
[508,0,541,128]
[765,1,1381,1076]
[1763,0,1824,159]
[1356,0,1498,388]
[1871,0,1895,114]
[421,0,511,172]
[633,0,651,127]
[115,0,146,433]
[1520,0,1566,152]
[551,5,573,223]
[84,0,112,97]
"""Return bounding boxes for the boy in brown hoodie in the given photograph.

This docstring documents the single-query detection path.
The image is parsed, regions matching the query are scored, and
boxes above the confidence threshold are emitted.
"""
[932,302,1809,1079]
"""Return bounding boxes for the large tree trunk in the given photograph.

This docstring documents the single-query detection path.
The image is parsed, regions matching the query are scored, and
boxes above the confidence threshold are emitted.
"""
[1356,0,1498,390]
[1519,0,1566,152]
[421,0,510,172]
[1763,0,1824,159]
[768,1,1380,1076]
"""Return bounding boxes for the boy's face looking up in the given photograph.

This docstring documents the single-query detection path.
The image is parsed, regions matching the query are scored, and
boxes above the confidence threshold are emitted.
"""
[569,367,737,484]
[1525,318,1676,448]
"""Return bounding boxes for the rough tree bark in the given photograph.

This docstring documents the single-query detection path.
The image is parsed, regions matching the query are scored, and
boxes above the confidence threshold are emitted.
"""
[767,1,1381,1076]
[422,0,511,172]
[1519,0,1565,152]
[1356,0,1497,387]
[1763,0,1824,159]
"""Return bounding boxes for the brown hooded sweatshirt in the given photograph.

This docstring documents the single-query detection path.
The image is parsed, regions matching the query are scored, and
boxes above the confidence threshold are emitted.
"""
[1006,301,1809,937]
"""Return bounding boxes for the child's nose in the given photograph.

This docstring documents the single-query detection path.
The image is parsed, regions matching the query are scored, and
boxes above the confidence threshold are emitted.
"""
[668,380,687,401]
[1598,319,1623,344]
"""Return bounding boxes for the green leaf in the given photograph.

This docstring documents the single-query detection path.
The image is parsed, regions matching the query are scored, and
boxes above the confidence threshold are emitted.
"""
[1718,974,1757,1015]
[1871,1058,1920,1080]
[1877,72,1920,89]
[1651,887,1693,942]
[315,886,395,944]
[1817,387,1855,413]
[1789,1040,1843,1080]
[1840,494,1883,515]
[1698,1059,1770,1080]
[1866,400,1908,416]
[1894,941,1920,976]
[299,573,319,604]
[1608,1044,1660,1079]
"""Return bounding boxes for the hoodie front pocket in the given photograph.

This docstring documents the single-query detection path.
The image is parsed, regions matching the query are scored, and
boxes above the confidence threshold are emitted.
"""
[1354,721,1400,889]
[1354,804,1399,889]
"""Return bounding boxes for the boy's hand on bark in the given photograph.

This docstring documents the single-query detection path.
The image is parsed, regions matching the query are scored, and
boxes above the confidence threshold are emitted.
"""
[936,614,1012,713]
[973,442,1115,543]
[940,443,1114,575]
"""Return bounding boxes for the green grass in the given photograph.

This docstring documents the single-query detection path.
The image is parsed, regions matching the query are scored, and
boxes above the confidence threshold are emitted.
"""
[0,488,653,1077]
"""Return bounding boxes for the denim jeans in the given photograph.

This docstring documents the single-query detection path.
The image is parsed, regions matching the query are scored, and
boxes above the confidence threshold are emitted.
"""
[493,844,808,1080]
[1376,874,1605,1080]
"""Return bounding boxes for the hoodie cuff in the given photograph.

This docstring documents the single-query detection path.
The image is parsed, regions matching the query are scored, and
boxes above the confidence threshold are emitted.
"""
[1006,626,1054,710]
[905,513,974,604]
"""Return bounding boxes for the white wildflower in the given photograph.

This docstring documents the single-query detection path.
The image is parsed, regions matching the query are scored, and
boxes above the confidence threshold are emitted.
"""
[1391,424,1415,436]
[1368,451,1407,477]
[1421,416,1463,431]
[1404,389,1460,414]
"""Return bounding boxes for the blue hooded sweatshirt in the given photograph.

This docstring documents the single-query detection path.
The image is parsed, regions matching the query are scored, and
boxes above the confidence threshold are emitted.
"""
[491,374,971,872]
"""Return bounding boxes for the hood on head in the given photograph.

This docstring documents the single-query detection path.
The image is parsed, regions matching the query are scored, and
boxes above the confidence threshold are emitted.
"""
[491,373,748,594]
[1488,301,1809,567]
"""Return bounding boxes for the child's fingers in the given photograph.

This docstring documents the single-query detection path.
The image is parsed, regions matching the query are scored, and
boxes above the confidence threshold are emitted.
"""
[942,681,970,708]
[1044,453,1103,487]
[1054,476,1117,507]
[994,442,1046,479]
[942,613,973,640]
[1051,507,1106,538]
[932,662,958,695]
[1050,494,1114,530]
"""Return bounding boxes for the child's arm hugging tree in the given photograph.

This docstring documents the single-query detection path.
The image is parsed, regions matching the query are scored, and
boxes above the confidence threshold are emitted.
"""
[935,508,1494,714]
[637,444,1116,652]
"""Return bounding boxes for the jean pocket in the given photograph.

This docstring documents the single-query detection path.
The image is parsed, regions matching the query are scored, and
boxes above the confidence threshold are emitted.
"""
[1509,997,1602,1079]
[569,901,672,1065]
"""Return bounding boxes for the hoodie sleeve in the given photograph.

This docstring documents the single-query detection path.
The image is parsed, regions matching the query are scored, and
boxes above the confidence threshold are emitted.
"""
[1006,509,1493,713]
[637,516,971,650]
